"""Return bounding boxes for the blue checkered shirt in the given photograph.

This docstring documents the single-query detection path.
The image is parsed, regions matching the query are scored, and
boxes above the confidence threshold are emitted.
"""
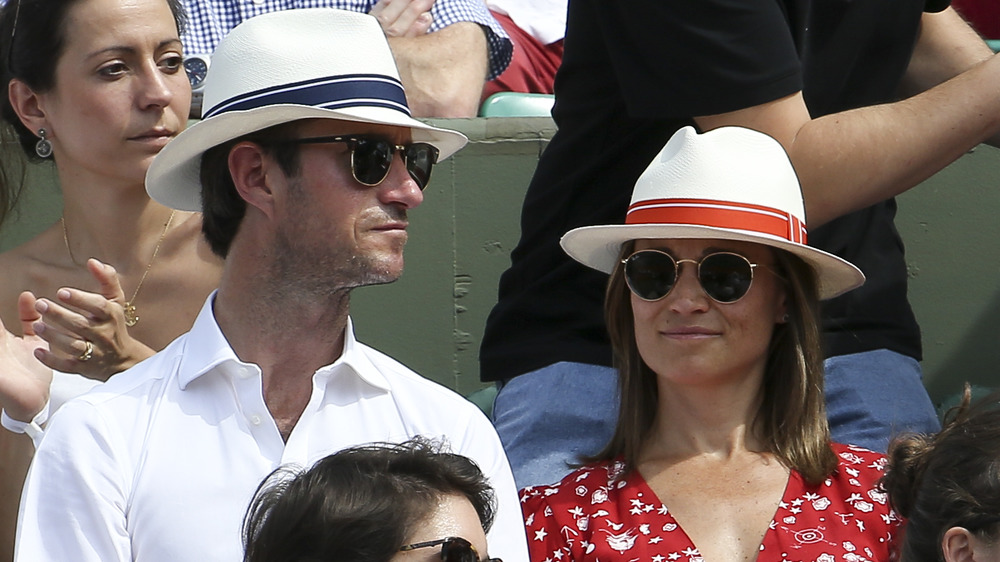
[182,0,512,79]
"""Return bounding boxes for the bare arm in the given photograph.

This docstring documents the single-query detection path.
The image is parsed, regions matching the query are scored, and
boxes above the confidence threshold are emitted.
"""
[695,7,1000,227]
[388,22,488,117]
[368,0,489,117]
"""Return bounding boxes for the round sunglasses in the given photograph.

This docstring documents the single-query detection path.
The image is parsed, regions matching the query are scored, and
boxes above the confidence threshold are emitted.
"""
[622,249,761,303]
[274,134,439,190]
[398,536,501,562]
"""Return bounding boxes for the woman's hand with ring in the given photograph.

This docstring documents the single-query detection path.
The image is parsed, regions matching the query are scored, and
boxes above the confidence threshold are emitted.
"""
[30,259,155,380]
[77,341,94,362]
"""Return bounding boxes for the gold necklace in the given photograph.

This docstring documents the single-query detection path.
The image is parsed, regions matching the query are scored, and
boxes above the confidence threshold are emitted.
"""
[61,210,176,327]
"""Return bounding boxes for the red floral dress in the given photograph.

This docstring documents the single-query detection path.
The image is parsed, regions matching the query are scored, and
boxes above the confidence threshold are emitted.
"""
[521,444,899,562]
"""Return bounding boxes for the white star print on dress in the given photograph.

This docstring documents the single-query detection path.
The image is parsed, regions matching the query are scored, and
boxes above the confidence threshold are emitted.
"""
[520,444,899,561]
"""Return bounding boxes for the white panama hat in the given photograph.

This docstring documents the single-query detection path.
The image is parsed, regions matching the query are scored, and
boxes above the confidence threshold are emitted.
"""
[146,8,469,212]
[560,126,865,300]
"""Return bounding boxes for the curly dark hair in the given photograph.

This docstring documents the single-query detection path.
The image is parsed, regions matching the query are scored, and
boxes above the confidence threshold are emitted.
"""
[881,385,1000,561]
[242,437,497,562]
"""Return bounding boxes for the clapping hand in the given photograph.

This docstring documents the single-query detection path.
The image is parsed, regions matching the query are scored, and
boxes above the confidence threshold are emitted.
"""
[29,258,155,380]
[0,293,52,423]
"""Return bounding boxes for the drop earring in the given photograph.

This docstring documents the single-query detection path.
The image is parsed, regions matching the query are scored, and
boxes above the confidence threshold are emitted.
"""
[35,128,52,158]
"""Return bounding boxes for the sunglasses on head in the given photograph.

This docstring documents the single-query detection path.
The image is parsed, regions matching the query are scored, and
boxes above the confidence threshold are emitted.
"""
[622,249,761,303]
[398,536,501,562]
[274,135,439,190]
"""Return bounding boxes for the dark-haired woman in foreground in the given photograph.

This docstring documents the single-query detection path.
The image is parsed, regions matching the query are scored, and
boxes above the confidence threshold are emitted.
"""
[244,438,502,562]
[522,126,899,560]
[882,386,1000,562]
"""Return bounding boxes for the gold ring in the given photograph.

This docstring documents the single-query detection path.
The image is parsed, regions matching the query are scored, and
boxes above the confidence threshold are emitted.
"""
[78,340,94,362]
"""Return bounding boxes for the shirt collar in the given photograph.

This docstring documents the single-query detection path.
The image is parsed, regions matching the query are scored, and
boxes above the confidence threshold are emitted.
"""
[176,292,391,393]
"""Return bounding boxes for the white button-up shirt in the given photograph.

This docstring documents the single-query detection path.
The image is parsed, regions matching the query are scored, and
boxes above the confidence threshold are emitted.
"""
[16,295,528,562]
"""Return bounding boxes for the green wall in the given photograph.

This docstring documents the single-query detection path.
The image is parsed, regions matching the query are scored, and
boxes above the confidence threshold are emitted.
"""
[2,118,998,408]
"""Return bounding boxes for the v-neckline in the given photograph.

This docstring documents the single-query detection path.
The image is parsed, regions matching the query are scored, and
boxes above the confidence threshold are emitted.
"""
[631,464,798,561]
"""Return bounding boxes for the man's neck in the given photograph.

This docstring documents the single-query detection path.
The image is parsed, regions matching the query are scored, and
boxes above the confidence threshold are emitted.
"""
[213,261,352,440]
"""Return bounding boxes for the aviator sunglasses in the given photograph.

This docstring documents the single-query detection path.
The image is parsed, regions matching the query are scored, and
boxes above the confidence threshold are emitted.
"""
[399,536,501,562]
[274,135,439,190]
[622,249,762,303]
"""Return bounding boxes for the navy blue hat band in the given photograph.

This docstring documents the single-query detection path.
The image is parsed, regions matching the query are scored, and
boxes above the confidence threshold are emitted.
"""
[203,74,409,119]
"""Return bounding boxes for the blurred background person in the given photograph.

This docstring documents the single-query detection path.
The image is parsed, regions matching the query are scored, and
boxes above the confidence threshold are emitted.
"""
[182,0,512,117]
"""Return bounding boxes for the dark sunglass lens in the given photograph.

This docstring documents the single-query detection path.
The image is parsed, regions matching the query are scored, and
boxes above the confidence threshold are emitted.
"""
[441,538,478,562]
[405,143,437,190]
[625,251,677,301]
[699,253,753,303]
[351,138,393,185]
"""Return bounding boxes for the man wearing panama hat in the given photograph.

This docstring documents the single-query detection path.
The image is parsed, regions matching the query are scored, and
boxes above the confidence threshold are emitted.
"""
[14,9,527,562]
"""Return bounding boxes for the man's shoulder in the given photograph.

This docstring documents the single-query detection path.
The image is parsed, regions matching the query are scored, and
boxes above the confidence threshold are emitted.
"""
[358,342,464,392]
[356,342,481,409]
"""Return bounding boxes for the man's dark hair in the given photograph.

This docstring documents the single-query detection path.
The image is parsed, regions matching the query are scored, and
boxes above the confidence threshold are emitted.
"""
[199,122,302,257]
[242,437,497,562]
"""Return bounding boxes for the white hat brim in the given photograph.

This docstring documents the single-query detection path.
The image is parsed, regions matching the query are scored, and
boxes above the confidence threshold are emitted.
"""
[561,223,865,300]
[146,104,468,212]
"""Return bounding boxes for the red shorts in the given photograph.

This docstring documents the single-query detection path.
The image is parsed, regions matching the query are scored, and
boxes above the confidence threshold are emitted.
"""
[482,10,564,100]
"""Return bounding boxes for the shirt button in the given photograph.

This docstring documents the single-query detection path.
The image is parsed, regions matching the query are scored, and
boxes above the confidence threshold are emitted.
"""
[250,415,262,425]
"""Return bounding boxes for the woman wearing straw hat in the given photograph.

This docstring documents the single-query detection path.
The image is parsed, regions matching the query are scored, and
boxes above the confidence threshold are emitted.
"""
[521,126,899,560]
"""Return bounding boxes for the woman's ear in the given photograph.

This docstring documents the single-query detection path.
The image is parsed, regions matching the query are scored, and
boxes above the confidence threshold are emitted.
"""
[942,527,977,562]
[8,78,47,134]
[774,290,789,324]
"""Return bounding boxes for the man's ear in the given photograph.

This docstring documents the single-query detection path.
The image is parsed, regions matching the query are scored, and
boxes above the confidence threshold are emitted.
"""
[942,527,977,562]
[8,79,47,136]
[227,141,277,219]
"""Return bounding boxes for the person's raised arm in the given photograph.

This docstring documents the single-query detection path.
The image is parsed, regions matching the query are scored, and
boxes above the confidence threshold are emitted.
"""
[695,7,1000,228]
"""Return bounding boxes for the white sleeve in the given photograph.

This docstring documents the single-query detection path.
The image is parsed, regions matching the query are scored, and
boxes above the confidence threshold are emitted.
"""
[1,372,102,447]
[15,400,132,562]
[457,411,530,562]
[1,401,48,448]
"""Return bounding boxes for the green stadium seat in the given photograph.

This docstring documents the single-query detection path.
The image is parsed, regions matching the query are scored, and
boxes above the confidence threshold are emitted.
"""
[479,92,555,117]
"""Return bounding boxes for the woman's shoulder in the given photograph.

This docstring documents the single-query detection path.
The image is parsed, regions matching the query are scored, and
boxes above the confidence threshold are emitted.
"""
[829,442,889,474]
[0,226,72,324]
[812,442,892,508]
